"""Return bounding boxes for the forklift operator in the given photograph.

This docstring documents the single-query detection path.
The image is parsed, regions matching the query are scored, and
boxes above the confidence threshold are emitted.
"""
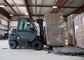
[19,19,33,32]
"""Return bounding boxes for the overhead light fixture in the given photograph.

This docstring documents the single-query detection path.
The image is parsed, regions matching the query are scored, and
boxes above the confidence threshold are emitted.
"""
[52,6,57,8]
[9,14,13,16]
[0,5,5,7]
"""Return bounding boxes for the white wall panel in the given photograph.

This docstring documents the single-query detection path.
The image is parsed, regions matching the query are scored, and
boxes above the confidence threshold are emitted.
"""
[0,14,9,36]
[0,25,8,30]
[0,30,7,36]
[10,21,18,29]
[1,19,8,26]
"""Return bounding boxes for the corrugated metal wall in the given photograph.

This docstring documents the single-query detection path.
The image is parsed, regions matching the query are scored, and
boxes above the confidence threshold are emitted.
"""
[0,15,8,35]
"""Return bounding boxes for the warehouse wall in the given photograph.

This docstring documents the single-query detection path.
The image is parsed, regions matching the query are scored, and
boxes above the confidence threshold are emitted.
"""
[9,21,18,29]
[0,14,9,36]
[0,30,7,36]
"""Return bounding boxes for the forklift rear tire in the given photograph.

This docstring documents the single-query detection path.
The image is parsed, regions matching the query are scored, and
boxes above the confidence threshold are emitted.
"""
[9,41,17,49]
[32,40,43,50]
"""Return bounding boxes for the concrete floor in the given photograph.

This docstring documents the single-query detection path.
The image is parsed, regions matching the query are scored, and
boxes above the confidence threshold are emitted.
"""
[0,40,84,60]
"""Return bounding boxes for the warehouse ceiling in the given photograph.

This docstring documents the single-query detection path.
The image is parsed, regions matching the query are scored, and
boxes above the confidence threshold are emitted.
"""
[0,0,84,20]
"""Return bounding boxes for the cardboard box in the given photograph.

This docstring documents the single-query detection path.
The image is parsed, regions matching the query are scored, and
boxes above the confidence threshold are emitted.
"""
[67,14,77,45]
[44,13,65,46]
[74,13,84,48]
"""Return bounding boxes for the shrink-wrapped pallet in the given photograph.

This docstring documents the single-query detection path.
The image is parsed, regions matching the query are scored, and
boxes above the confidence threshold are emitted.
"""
[44,13,65,46]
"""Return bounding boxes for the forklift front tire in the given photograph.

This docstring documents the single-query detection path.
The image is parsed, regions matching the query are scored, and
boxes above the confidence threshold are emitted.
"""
[32,40,43,50]
[9,41,17,49]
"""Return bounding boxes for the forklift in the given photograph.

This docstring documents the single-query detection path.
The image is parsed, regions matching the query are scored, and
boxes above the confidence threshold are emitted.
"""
[9,18,46,50]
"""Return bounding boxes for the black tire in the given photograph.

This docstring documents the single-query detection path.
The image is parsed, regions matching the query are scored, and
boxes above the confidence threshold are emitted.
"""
[9,41,17,49]
[32,40,43,50]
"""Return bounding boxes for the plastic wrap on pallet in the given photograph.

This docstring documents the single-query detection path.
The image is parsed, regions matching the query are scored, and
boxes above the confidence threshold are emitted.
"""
[74,13,84,48]
[67,14,78,45]
[44,13,65,46]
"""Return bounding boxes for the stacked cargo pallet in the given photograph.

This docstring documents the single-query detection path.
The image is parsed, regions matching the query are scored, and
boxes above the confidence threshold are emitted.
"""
[67,13,84,49]
[67,14,77,45]
[74,13,84,48]
[44,13,65,47]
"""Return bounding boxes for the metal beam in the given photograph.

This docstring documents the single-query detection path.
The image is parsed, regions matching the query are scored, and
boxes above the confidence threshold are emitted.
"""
[8,21,10,31]
[4,0,18,15]
[24,0,32,19]
[10,4,52,7]
[61,6,79,8]
[13,14,44,17]
[35,0,37,16]
[51,0,68,13]
[6,4,78,8]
